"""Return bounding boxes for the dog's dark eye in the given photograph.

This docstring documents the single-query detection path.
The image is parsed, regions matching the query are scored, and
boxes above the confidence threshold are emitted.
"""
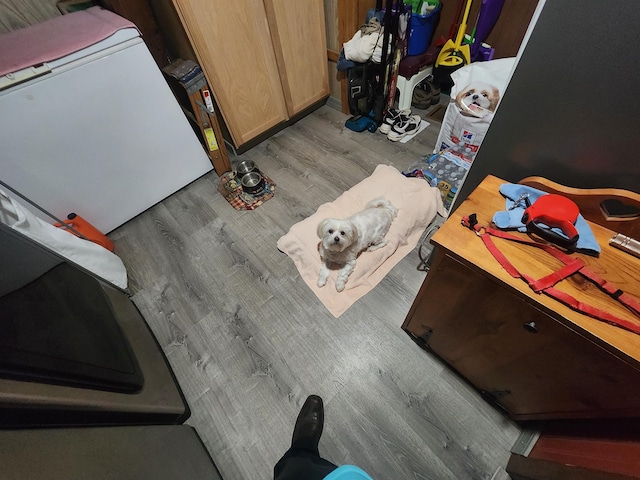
[482,91,489,97]
[340,231,345,236]
[328,229,334,234]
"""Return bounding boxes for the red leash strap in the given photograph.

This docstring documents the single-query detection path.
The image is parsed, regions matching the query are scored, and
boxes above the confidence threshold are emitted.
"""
[461,214,640,335]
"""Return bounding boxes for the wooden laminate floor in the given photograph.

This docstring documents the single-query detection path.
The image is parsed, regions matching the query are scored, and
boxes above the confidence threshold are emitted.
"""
[109,104,521,480]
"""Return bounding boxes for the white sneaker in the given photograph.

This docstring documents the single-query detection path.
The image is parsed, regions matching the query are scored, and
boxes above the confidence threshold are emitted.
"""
[379,108,411,134]
[387,114,422,142]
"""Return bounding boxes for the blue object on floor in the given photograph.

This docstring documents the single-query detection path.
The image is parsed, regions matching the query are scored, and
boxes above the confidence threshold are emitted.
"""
[323,465,374,480]
[345,114,378,133]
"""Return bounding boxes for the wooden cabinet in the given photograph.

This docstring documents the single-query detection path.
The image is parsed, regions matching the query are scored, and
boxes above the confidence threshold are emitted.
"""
[507,418,640,479]
[170,0,329,152]
[402,175,640,421]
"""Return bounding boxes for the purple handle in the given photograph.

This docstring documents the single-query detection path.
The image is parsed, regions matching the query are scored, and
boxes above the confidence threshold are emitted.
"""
[471,0,505,60]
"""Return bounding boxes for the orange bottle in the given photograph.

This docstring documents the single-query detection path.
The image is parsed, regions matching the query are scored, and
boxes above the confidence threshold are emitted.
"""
[54,213,115,252]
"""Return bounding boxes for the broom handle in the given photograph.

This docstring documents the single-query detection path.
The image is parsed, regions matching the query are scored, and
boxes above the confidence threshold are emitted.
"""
[454,0,473,47]
[448,0,466,39]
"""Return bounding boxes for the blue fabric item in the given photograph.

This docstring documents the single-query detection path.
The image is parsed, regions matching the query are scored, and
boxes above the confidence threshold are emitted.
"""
[492,183,601,256]
[323,465,374,480]
[366,8,385,23]
[337,48,358,71]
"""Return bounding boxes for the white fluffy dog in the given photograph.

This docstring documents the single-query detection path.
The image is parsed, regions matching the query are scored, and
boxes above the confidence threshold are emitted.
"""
[317,197,397,292]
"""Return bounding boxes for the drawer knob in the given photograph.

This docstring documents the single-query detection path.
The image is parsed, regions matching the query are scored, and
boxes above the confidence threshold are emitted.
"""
[523,321,538,333]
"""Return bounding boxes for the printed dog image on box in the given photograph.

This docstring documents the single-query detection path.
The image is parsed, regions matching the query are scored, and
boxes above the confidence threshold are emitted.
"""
[455,81,500,119]
[435,58,515,161]
[450,81,500,151]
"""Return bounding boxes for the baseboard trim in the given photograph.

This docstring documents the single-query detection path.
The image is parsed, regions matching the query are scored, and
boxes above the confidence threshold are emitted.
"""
[325,95,342,112]
[228,96,330,156]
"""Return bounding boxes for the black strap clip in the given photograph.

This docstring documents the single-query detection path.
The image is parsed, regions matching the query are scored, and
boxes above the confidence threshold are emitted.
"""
[461,213,478,230]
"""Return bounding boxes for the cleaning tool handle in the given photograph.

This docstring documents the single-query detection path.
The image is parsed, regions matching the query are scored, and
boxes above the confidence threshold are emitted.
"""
[471,0,505,57]
[454,0,473,47]
[448,0,466,39]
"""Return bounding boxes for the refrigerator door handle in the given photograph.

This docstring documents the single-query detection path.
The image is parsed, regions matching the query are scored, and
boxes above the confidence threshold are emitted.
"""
[0,64,51,91]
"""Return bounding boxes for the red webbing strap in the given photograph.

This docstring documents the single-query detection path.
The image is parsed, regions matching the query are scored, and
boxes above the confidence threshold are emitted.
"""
[482,226,586,292]
[530,259,585,292]
[461,215,640,335]
[577,265,640,318]
[483,226,640,316]
[544,285,640,335]
[482,226,640,319]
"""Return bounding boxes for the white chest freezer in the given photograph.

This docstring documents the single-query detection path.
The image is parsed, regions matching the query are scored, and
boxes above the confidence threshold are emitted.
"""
[0,8,212,233]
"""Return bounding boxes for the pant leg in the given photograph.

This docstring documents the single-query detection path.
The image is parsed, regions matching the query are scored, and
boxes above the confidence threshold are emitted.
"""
[274,447,338,480]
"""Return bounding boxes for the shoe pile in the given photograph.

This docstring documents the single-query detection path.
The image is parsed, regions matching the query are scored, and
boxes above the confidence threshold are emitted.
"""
[411,78,441,110]
[379,108,422,142]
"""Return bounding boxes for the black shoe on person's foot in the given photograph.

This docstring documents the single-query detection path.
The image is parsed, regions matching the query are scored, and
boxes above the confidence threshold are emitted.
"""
[291,395,324,453]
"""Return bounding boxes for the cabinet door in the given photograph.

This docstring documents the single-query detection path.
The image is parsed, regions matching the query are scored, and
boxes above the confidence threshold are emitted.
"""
[172,0,289,147]
[404,252,640,420]
[264,0,329,115]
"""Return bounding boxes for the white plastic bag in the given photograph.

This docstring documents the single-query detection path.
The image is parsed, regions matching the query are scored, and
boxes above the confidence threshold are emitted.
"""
[0,189,127,289]
[343,28,386,64]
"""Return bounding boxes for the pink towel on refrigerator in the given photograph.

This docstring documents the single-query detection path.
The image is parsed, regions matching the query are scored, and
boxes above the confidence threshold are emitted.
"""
[0,6,138,76]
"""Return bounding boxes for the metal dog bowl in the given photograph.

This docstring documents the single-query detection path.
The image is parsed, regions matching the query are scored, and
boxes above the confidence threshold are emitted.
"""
[241,171,265,195]
[236,160,257,177]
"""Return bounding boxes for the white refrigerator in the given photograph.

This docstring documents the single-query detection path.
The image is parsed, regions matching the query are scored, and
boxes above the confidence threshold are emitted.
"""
[0,18,213,233]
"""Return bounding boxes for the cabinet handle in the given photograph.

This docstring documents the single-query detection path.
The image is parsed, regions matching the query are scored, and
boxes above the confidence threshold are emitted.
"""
[523,321,538,333]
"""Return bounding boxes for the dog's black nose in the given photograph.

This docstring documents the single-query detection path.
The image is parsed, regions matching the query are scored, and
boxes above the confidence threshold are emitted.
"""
[333,236,340,243]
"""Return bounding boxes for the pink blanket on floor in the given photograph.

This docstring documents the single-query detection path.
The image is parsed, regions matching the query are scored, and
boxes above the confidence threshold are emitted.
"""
[277,164,445,318]
[0,6,137,76]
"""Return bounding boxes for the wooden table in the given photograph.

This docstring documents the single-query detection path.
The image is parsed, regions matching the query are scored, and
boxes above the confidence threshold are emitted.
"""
[402,175,640,420]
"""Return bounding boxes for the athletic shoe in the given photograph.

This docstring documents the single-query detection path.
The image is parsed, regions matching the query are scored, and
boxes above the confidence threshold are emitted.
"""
[387,114,422,142]
[379,108,411,134]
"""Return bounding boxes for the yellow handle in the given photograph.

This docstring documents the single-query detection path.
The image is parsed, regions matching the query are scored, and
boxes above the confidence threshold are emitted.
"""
[454,0,473,48]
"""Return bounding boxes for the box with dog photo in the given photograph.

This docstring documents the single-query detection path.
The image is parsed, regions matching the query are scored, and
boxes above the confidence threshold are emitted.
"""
[435,57,515,162]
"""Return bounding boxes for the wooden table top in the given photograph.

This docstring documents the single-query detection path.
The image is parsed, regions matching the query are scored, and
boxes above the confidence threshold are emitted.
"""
[432,175,640,365]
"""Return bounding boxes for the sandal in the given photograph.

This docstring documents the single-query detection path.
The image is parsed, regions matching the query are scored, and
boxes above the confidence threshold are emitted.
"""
[412,78,441,109]
[427,79,441,104]
[411,87,432,109]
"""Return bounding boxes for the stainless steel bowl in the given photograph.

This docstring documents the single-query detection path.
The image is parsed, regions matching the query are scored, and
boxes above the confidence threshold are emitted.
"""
[241,171,265,195]
[236,160,257,177]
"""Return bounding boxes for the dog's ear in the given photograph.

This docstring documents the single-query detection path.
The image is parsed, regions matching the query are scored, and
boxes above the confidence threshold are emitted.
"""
[317,219,328,238]
[347,221,358,243]
[489,87,500,111]
[455,87,469,108]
